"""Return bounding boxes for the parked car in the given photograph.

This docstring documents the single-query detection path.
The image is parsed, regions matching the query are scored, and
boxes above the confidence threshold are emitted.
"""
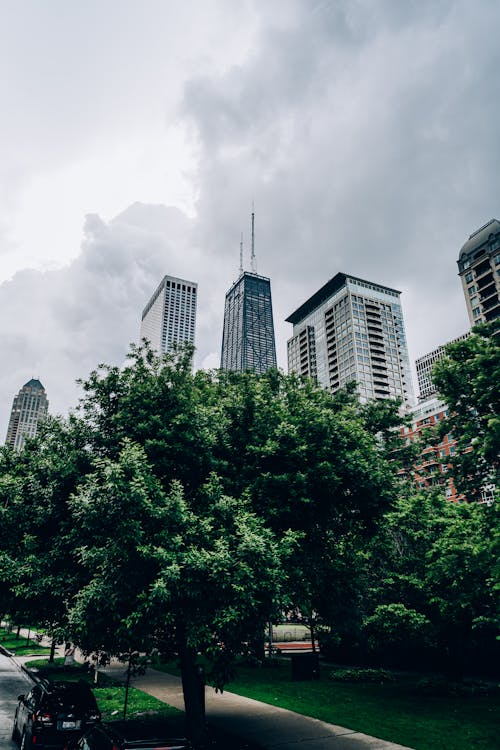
[12,679,101,749]
[71,720,191,750]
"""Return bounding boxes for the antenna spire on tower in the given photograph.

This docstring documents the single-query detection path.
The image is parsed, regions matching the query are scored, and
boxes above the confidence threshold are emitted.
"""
[239,233,243,275]
[251,203,256,273]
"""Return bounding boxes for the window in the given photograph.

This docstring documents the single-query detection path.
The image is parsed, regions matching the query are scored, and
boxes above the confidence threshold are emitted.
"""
[468,285,476,295]
[465,271,473,283]
[472,306,481,318]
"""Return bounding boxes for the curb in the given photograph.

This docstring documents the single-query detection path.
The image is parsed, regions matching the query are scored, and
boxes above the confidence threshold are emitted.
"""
[0,643,14,657]
[0,643,39,684]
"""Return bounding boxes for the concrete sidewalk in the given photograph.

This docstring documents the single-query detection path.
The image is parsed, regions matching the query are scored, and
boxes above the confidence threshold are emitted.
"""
[101,662,414,750]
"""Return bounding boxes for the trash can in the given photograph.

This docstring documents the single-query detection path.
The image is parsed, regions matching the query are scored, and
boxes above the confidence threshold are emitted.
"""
[291,652,320,681]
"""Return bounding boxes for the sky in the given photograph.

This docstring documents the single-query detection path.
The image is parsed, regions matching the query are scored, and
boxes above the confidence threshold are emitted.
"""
[1,0,499,438]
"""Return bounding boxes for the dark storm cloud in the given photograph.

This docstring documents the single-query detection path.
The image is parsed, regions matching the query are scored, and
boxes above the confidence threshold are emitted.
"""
[183,0,498,365]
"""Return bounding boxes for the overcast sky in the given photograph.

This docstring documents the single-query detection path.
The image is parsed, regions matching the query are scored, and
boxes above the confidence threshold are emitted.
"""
[1,0,498,438]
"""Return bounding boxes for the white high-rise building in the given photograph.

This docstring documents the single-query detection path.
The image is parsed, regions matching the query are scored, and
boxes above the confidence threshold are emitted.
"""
[5,379,49,450]
[140,275,197,355]
[286,272,414,409]
[415,332,470,401]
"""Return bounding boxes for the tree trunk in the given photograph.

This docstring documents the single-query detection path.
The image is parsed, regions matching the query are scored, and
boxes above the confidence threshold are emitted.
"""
[310,617,316,654]
[123,654,132,720]
[445,628,466,682]
[178,636,207,747]
[48,638,56,663]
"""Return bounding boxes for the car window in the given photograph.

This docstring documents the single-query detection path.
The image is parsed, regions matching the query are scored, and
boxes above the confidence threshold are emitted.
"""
[47,683,98,711]
[80,726,112,750]
[29,685,43,707]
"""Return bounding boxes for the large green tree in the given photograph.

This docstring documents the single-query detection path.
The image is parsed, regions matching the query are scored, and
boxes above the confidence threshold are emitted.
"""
[68,439,294,742]
[364,488,498,678]
[0,342,406,741]
[76,346,403,644]
[0,417,91,657]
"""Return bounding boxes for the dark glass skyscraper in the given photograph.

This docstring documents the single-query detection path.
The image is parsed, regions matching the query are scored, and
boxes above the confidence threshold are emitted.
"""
[220,271,277,374]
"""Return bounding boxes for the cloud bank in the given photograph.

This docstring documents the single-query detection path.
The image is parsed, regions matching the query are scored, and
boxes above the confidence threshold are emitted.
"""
[2,0,499,436]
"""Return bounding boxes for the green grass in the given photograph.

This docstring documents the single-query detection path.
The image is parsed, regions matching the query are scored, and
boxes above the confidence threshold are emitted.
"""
[0,632,50,656]
[155,659,499,750]
[229,663,499,750]
[24,658,181,722]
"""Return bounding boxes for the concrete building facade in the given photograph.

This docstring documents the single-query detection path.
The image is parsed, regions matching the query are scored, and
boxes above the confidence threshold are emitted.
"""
[458,219,500,325]
[140,275,197,356]
[286,273,414,409]
[220,271,277,374]
[5,378,49,451]
[415,332,470,401]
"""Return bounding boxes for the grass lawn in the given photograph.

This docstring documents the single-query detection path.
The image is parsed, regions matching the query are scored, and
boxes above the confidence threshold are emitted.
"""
[24,658,180,722]
[155,659,499,750]
[0,632,50,656]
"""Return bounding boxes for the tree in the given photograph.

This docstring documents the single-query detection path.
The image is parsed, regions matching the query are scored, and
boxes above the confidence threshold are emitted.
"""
[364,488,498,678]
[68,440,295,745]
[0,417,91,658]
[432,322,499,499]
[0,342,409,741]
[76,345,404,634]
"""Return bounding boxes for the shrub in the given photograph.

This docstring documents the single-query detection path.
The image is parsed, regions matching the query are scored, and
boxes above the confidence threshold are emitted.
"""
[330,667,395,683]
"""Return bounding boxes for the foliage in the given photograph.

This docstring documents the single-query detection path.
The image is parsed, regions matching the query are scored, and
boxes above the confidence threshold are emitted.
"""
[3,337,499,737]
[432,321,499,498]
[363,603,432,651]
[329,667,395,683]
[415,677,498,697]
[363,488,498,677]
[0,417,91,647]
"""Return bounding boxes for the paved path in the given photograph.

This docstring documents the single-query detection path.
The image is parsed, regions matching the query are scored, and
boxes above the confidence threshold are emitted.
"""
[101,663,414,750]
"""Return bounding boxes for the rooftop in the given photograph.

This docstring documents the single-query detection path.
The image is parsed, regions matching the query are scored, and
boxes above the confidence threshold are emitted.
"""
[285,272,400,326]
[23,378,45,390]
[459,218,500,262]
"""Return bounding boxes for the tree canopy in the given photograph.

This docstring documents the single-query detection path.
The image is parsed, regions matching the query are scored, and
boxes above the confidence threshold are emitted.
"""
[433,321,499,498]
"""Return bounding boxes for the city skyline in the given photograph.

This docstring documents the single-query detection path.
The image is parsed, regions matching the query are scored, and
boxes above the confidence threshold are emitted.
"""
[1,1,499,438]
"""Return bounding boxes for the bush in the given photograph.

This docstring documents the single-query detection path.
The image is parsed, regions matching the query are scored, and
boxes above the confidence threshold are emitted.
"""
[415,677,498,697]
[330,667,395,683]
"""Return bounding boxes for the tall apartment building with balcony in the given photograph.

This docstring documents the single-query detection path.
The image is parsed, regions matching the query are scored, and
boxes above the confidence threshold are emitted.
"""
[286,273,414,409]
[458,219,500,325]
[5,378,49,451]
[140,275,197,356]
